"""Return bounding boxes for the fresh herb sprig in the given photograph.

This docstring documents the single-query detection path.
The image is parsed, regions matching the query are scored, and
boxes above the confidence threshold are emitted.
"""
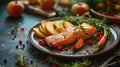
[63,16,111,38]
[16,52,28,67]
[58,9,71,17]
[15,52,38,67]
[47,56,91,67]
[63,15,112,53]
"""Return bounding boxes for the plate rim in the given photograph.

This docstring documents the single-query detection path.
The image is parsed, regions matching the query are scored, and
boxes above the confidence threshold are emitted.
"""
[90,9,120,23]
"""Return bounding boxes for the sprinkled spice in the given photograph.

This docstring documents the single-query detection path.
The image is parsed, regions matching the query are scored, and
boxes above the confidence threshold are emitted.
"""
[26,40,28,44]
[23,44,25,48]
[19,40,22,45]
[30,60,33,64]
[21,27,24,31]
[10,23,18,35]
[16,45,18,49]
[12,38,14,40]
[14,35,16,38]
[4,59,7,64]
[11,30,15,34]
[61,34,67,38]
[21,48,24,50]
[54,38,59,41]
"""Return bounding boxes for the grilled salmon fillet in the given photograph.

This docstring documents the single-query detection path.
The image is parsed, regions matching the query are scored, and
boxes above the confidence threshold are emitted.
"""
[45,23,97,47]
[81,23,97,39]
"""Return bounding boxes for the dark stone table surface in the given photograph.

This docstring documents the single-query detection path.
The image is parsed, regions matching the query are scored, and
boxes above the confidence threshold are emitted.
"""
[0,1,120,67]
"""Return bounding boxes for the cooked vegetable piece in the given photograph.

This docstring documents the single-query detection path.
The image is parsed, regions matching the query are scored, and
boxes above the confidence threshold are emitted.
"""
[97,27,107,48]
[73,38,84,50]
[93,27,108,53]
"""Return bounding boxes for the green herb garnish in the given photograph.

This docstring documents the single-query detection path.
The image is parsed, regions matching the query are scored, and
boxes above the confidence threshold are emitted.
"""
[47,56,91,67]
[63,16,111,39]
[62,33,67,38]
[16,52,28,67]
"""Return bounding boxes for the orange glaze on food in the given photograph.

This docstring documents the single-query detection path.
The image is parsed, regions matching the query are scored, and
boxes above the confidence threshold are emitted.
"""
[45,23,97,49]
[81,23,98,39]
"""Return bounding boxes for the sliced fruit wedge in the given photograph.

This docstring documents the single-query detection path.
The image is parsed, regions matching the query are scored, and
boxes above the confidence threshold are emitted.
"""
[45,21,58,35]
[33,28,46,38]
[39,25,50,35]
[54,20,66,33]
[63,21,73,28]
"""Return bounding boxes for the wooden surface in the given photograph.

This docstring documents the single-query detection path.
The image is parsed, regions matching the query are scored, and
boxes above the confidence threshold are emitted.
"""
[0,1,120,67]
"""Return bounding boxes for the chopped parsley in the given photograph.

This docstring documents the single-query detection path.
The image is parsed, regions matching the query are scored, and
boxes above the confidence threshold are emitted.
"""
[61,33,67,38]
[54,38,59,41]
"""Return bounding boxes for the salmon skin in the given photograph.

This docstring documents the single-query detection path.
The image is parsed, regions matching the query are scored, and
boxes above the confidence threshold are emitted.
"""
[45,23,97,47]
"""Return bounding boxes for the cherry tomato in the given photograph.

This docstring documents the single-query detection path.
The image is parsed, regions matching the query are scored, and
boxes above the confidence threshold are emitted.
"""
[99,35,103,40]
[38,40,46,46]
[57,46,62,51]
[87,40,93,45]
[51,42,57,47]
[97,32,104,40]
[97,32,104,37]
[64,48,69,51]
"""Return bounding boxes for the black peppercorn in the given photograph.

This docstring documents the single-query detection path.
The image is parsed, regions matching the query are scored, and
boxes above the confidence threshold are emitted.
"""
[4,59,7,64]
[16,45,18,49]
[30,60,33,64]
